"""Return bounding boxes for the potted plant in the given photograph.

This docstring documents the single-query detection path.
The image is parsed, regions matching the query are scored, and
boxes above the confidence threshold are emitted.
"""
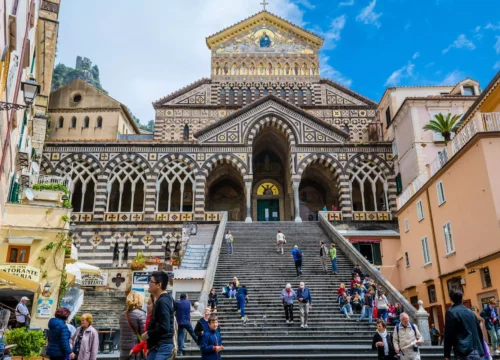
[130,252,147,271]
[171,255,181,267]
[28,184,69,206]
[5,328,46,360]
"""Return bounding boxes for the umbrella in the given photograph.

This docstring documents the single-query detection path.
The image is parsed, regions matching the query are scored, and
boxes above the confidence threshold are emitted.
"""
[113,242,119,261]
[124,241,129,261]
[65,262,101,284]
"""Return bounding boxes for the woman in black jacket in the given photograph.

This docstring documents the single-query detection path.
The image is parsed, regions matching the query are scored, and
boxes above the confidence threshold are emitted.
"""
[372,319,397,359]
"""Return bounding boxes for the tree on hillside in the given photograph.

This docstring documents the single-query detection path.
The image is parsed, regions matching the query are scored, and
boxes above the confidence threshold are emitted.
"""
[423,113,461,144]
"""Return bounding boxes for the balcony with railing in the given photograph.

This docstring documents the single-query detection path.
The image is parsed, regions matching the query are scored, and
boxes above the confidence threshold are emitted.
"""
[397,112,500,209]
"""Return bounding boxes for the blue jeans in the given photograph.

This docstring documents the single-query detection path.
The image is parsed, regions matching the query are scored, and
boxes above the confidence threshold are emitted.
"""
[359,306,373,324]
[147,343,174,360]
[177,324,197,351]
[331,258,338,272]
[378,308,387,320]
[237,294,245,318]
[341,304,351,317]
[226,241,233,254]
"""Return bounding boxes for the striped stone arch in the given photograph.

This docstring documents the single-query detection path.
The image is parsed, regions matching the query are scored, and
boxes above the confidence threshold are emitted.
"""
[201,153,248,179]
[54,153,103,177]
[103,152,152,176]
[40,155,55,175]
[245,115,297,147]
[344,153,393,178]
[296,153,344,178]
[153,153,200,174]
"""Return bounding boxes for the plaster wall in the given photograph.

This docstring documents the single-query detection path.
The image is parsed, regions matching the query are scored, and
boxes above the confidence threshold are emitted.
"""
[47,111,123,140]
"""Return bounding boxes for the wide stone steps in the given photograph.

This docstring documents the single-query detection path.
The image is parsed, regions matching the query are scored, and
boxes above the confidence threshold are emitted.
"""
[181,221,444,359]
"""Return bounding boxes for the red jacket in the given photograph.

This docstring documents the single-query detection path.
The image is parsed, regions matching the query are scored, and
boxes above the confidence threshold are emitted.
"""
[337,287,345,295]
[131,315,151,355]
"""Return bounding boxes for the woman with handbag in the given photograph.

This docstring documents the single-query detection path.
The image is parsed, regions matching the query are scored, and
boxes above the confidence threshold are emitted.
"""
[70,313,99,360]
[119,291,147,360]
[130,295,155,359]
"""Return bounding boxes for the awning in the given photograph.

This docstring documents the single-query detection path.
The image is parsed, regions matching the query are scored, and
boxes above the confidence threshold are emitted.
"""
[0,270,41,292]
[65,262,100,285]
[350,238,382,244]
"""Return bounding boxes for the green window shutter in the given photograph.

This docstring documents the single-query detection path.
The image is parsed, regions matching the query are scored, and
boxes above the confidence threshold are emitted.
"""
[8,176,20,203]
[352,242,360,252]
[372,243,382,265]
[396,173,403,195]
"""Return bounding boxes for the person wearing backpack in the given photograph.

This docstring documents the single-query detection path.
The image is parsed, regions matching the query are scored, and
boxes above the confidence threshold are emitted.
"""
[392,313,424,360]
[291,245,303,277]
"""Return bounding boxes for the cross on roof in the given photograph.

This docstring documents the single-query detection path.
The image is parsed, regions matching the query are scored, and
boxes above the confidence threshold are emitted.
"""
[261,0,269,11]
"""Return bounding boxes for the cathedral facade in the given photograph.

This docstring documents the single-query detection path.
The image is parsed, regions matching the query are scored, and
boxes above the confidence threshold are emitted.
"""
[42,11,396,265]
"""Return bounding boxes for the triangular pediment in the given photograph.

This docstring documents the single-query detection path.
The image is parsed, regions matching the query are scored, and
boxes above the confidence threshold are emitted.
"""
[195,95,349,145]
[320,79,377,107]
[206,11,323,50]
[153,79,211,107]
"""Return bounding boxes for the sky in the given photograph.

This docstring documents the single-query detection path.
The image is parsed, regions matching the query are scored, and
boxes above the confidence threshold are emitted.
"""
[56,0,500,124]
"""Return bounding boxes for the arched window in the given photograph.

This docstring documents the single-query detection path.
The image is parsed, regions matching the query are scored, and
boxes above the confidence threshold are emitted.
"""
[71,117,77,128]
[280,89,286,99]
[289,89,295,103]
[220,89,226,105]
[96,116,103,128]
[272,88,277,95]
[183,124,189,140]
[255,88,260,99]
[58,117,64,128]
[343,124,350,133]
[263,89,269,96]
[305,89,312,105]
[107,160,147,213]
[66,161,97,213]
[237,89,243,105]
[297,89,304,106]
[246,89,251,104]
[349,160,389,212]
[157,161,195,212]
[83,116,90,128]
[228,89,235,105]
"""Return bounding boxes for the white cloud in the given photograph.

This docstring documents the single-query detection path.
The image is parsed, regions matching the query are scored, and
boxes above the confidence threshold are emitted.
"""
[404,22,411,31]
[313,15,346,50]
[425,62,435,68]
[56,0,305,124]
[495,36,500,54]
[485,22,500,30]
[494,61,500,70]
[320,55,352,87]
[384,61,415,86]
[339,0,355,6]
[442,70,465,85]
[356,0,382,28]
[474,26,481,32]
[442,34,476,54]
[412,52,420,59]
[294,0,316,9]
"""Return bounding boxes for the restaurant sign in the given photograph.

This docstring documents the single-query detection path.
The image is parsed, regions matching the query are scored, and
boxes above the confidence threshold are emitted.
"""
[81,273,108,287]
[0,264,40,282]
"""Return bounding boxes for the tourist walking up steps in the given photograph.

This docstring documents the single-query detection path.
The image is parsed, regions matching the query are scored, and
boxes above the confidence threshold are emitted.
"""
[376,291,389,321]
[208,288,218,313]
[194,308,211,346]
[297,282,312,328]
[372,319,397,359]
[225,231,234,255]
[200,315,223,360]
[281,283,297,324]
[359,288,375,325]
[276,230,286,254]
[330,243,338,274]
[130,295,155,358]
[319,241,329,273]
[291,245,304,276]
[175,294,198,356]
[236,285,249,320]
[119,291,147,360]
[444,289,485,360]
[480,298,500,355]
[393,313,423,360]
[142,271,175,360]
[71,313,99,360]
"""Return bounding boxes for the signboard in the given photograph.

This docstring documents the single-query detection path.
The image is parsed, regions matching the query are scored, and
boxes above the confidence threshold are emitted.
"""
[133,272,152,285]
[81,273,108,287]
[0,264,40,282]
[36,297,53,318]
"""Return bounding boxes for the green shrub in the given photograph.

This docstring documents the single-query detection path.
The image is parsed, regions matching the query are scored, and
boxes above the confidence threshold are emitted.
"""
[32,183,69,195]
[5,328,46,358]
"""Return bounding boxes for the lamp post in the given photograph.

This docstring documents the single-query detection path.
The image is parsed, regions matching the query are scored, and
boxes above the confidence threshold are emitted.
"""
[0,77,40,111]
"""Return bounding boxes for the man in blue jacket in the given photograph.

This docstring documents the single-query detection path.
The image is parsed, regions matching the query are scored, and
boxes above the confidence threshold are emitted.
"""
[200,315,224,360]
[236,285,249,320]
[175,293,198,356]
[291,245,303,276]
[481,298,500,355]
[296,282,312,328]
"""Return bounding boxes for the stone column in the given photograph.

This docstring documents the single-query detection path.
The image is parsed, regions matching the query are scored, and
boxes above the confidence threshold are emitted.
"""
[293,182,302,223]
[245,181,252,223]
[415,300,431,343]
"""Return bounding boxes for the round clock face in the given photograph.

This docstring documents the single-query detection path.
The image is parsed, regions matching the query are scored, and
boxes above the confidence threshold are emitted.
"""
[257,182,279,195]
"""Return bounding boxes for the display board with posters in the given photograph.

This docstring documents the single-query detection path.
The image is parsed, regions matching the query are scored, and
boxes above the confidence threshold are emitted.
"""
[132,271,174,311]
[36,297,53,318]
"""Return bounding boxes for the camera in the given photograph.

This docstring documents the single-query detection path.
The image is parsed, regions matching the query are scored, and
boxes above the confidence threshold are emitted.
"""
[413,345,419,352]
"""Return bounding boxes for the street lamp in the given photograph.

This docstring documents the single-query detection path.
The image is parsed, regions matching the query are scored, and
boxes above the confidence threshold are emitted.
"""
[70,222,76,232]
[0,77,40,111]
[43,282,51,297]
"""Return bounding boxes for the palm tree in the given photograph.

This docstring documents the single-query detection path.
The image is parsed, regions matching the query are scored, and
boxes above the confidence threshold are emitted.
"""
[423,113,461,144]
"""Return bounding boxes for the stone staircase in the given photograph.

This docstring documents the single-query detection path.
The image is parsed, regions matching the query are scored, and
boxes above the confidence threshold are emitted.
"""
[181,221,444,359]
[77,290,126,329]
[179,225,217,270]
